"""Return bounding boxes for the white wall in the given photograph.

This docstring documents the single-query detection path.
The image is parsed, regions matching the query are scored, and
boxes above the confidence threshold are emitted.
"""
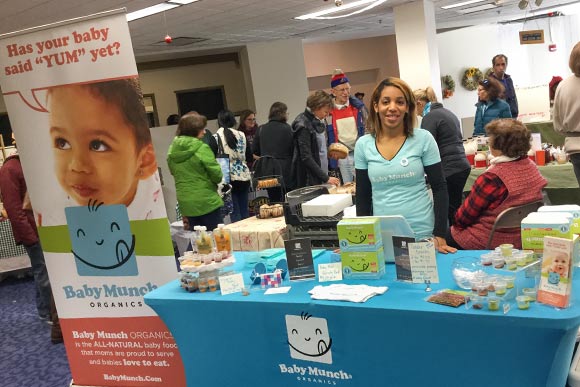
[437,15,579,126]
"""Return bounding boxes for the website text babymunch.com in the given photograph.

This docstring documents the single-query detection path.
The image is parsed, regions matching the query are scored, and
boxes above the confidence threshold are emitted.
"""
[103,374,162,383]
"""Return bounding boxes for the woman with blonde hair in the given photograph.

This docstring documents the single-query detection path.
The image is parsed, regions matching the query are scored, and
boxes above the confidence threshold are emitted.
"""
[414,87,470,225]
[355,78,455,253]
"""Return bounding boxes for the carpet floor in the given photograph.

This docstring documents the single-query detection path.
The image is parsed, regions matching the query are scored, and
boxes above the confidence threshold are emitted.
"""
[0,275,72,387]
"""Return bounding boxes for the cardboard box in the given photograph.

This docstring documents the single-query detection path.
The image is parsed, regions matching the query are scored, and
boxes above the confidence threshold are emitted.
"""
[538,205,580,234]
[301,194,352,217]
[337,217,382,251]
[341,247,385,279]
[537,235,578,308]
[521,212,573,253]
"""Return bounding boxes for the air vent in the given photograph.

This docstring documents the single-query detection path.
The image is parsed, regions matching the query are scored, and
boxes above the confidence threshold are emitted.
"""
[151,37,208,46]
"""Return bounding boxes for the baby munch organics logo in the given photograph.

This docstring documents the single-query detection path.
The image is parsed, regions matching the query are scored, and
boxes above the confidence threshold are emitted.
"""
[65,200,137,276]
[281,312,353,384]
[286,312,332,364]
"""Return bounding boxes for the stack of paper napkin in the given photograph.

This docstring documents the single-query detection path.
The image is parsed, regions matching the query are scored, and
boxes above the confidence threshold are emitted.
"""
[309,284,388,303]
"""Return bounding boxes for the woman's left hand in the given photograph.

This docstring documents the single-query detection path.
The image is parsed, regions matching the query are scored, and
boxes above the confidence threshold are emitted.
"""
[434,236,457,254]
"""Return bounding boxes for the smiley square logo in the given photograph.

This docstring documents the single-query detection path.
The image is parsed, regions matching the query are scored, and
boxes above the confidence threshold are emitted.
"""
[65,200,137,277]
[286,312,333,364]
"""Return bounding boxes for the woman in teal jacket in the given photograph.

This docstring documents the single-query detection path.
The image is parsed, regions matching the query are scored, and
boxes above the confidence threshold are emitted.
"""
[167,112,223,230]
[473,77,512,136]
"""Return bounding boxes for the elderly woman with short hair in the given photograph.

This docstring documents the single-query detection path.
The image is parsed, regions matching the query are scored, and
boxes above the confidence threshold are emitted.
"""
[448,119,546,250]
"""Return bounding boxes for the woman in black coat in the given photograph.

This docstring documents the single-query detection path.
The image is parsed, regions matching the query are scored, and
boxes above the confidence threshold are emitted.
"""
[291,91,340,189]
[253,102,295,201]
[414,87,471,225]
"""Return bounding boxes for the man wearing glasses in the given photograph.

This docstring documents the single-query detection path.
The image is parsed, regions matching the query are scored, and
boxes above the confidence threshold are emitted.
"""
[489,54,519,119]
[327,69,368,183]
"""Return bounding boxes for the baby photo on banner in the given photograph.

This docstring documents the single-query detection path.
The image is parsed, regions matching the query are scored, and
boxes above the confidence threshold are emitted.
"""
[0,9,186,387]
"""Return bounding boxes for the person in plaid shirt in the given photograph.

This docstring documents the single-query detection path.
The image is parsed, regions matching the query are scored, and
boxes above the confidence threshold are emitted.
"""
[448,119,546,250]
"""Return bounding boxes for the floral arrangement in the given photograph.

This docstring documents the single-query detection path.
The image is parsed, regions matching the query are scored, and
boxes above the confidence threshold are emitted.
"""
[441,75,455,99]
[461,67,483,91]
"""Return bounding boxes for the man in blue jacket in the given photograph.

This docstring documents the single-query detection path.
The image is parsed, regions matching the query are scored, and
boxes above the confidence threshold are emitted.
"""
[490,54,519,119]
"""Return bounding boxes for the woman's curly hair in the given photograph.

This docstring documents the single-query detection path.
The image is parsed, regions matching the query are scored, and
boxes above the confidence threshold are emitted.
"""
[486,119,531,158]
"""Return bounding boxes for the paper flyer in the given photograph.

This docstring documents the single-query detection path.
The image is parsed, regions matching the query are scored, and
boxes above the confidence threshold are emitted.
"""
[0,10,185,386]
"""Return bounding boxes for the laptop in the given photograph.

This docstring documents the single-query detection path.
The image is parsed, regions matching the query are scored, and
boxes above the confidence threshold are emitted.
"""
[349,215,415,263]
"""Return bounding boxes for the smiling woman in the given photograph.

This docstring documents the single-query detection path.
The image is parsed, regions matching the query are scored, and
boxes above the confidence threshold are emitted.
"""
[355,77,456,254]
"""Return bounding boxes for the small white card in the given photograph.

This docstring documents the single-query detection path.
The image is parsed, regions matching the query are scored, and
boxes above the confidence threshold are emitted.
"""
[264,286,291,295]
[318,262,343,282]
[408,241,439,284]
[219,273,245,295]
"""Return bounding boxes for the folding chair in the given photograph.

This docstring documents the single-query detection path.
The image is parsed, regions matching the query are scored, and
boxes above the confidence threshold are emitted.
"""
[485,200,544,249]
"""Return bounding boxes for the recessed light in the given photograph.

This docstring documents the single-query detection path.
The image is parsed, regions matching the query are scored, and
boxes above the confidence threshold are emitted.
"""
[441,0,487,10]
[295,0,386,20]
[127,3,179,22]
[167,0,200,4]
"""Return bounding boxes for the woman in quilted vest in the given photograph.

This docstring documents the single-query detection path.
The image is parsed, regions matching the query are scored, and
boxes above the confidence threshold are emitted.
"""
[448,119,546,250]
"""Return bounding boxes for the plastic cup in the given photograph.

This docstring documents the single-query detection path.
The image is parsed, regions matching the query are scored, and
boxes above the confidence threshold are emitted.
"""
[504,275,516,289]
[466,154,475,166]
[471,279,483,292]
[504,257,517,271]
[481,253,494,266]
[521,250,535,264]
[488,297,500,311]
[477,284,489,296]
[500,244,513,257]
[495,280,507,296]
[213,252,223,263]
[514,252,527,267]
[203,254,213,265]
[492,257,505,269]
[535,150,546,166]
[193,254,202,266]
[471,295,484,310]
[207,276,218,292]
[522,288,537,302]
[198,277,209,293]
[516,295,530,310]
[184,250,194,258]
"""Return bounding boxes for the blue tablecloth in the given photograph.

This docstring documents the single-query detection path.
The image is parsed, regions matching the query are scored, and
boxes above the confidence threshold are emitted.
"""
[145,251,580,387]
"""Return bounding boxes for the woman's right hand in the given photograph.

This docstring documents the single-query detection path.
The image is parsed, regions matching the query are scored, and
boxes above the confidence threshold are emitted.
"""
[327,176,340,186]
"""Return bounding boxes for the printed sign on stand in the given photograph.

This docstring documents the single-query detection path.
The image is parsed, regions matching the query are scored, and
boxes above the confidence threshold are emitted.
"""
[0,9,185,386]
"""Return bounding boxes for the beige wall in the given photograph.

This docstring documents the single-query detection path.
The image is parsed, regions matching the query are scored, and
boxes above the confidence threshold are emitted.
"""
[303,35,399,102]
[138,60,248,131]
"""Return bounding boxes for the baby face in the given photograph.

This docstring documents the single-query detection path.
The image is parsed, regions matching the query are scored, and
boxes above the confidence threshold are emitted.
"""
[48,85,144,206]
[551,254,569,276]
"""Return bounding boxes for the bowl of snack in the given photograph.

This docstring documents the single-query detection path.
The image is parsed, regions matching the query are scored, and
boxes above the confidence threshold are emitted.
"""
[452,256,485,290]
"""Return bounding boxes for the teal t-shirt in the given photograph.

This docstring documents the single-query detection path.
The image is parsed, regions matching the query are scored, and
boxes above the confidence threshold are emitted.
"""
[354,129,441,240]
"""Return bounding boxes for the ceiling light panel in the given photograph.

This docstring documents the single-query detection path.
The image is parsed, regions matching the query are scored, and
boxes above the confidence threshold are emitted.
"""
[441,0,488,10]
[127,3,179,22]
[455,3,497,14]
[167,0,200,4]
[295,0,381,20]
